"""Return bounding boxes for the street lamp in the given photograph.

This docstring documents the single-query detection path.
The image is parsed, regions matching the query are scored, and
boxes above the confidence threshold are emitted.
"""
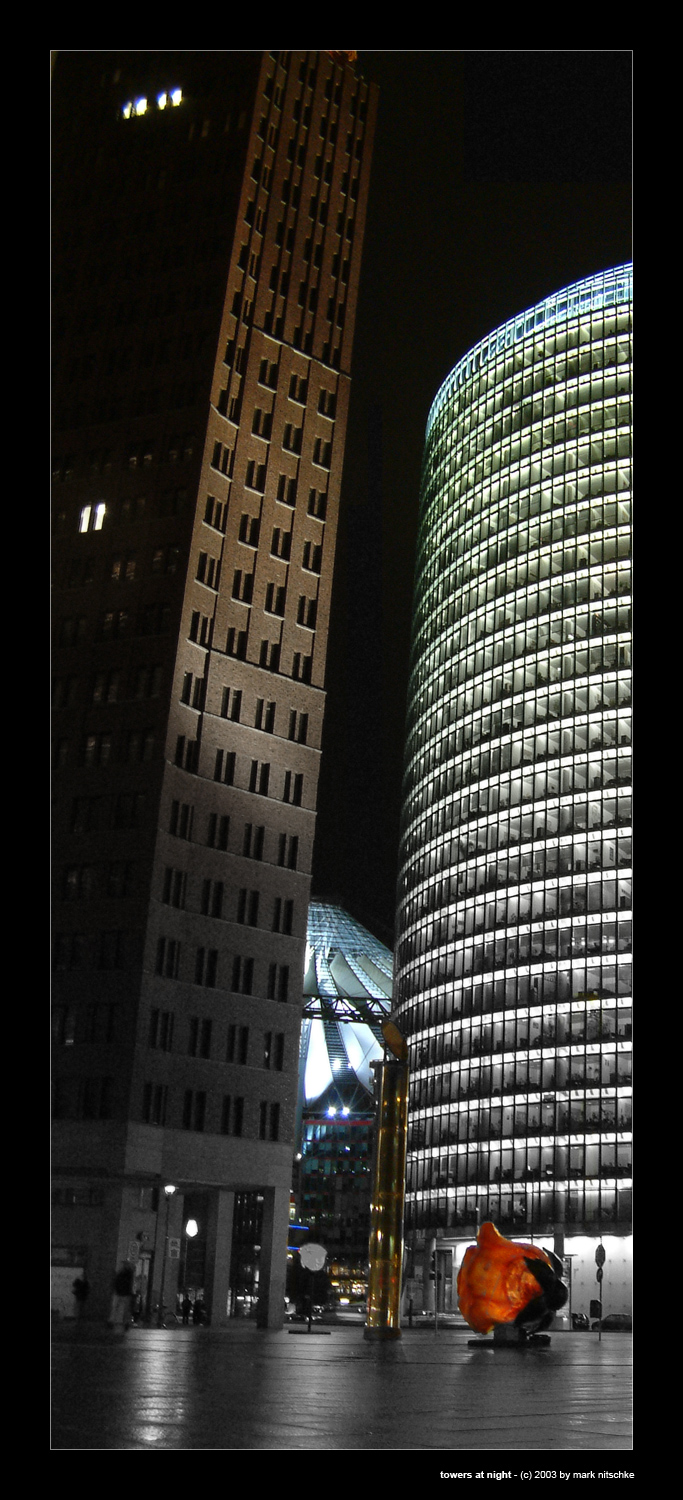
[183,1217,199,1292]
[157,1183,177,1327]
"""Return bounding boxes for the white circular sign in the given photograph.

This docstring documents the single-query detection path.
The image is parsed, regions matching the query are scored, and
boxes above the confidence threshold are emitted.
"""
[299,1242,326,1272]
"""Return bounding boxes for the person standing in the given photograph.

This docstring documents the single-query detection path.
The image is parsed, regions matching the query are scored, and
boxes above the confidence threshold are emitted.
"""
[72,1275,90,1318]
[108,1264,134,1331]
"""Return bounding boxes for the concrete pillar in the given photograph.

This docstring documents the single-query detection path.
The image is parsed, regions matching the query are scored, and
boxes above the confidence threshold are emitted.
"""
[149,1185,183,1318]
[553,1223,571,1330]
[256,1185,290,1329]
[204,1189,235,1327]
[84,1180,127,1321]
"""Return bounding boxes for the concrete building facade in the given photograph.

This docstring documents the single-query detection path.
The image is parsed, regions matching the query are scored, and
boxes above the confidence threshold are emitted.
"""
[51,50,376,1327]
[394,268,632,1323]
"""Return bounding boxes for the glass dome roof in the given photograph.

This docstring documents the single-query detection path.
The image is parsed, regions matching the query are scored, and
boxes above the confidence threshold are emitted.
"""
[301,903,393,1106]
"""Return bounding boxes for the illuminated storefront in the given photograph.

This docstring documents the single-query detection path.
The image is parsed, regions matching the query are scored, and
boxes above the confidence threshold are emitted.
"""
[394,267,632,1320]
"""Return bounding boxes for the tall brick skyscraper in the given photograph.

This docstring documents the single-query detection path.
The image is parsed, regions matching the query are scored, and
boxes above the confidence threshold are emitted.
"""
[52,51,376,1327]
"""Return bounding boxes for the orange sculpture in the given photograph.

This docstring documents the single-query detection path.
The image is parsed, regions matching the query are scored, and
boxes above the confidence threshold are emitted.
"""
[457,1222,567,1336]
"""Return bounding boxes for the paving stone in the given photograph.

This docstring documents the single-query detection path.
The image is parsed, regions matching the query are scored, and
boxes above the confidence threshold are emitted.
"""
[51,1323,632,1455]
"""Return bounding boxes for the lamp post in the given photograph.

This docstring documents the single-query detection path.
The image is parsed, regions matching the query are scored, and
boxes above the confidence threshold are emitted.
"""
[157,1183,176,1327]
[183,1217,199,1293]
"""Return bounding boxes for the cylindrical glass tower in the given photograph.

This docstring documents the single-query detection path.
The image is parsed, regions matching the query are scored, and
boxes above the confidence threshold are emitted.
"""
[394,267,632,1319]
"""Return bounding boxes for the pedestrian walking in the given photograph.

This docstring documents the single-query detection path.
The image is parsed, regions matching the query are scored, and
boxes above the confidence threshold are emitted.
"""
[181,1294,192,1325]
[107,1264,134,1332]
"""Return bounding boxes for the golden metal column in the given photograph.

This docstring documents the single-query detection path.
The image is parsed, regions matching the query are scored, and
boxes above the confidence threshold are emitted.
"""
[364,1024,409,1341]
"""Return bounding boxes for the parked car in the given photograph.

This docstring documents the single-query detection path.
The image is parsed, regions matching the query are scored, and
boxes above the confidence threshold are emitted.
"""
[591,1313,632,1331]
[571,1312,590,1330]
[288,1303,323,1323]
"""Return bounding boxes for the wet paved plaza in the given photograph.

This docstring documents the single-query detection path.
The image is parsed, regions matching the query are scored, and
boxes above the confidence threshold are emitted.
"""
[51,1322,632,1455]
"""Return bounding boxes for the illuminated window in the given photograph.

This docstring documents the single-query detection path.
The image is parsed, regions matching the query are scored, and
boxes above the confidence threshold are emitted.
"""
[79,502,106,532]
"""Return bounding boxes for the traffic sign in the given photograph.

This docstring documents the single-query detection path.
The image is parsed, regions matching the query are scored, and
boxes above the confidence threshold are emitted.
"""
[596,1267,604,1283]
[595,1245,606,1268]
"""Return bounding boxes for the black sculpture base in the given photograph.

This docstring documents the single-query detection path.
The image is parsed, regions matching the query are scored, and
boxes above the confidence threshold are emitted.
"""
[467,1326,552,1349]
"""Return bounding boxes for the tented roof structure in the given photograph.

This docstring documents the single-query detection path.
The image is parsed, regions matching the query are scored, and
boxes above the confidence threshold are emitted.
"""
[300,903,393,1107]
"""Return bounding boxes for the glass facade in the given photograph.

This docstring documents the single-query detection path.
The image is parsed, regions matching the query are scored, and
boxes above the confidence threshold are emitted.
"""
[394,268,632,1260]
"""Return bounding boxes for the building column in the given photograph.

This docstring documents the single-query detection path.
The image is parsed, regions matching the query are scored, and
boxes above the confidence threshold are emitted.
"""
[553,1222,571,1330]
[256,1185,290,1329]
[85,1179,127,1322]
[149,1185,183,1319]
[204,1188,235,1327]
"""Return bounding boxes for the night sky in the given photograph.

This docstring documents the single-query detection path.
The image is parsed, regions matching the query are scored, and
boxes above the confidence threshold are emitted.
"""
[311,50,632,948]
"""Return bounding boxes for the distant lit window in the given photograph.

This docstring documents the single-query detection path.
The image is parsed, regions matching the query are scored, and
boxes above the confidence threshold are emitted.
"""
[125,89,181,119]
[121,98,147,118]
[79,503,106,533]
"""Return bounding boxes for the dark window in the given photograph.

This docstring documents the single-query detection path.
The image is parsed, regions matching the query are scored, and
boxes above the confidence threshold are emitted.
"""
[232,956,254,995]
[155,937,181,980]
[183,1089,206,1132]
[188,1017,212,1059]
[249,760,270,796]
[195,947,218,987]
[207,813,229,850]
[259,1101,281,1141]
[267,963,289,1003]
[237,888,260,926]
[149,1009,174,1051]
[142,1082,168,1126]
[226,1024,249,1065]
[273,898,294,934]
[277,833,299,870]
[221,1095,244,1136]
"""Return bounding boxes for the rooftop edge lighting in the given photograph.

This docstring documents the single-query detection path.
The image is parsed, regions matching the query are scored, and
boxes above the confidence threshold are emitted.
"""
[426,265,633,440]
